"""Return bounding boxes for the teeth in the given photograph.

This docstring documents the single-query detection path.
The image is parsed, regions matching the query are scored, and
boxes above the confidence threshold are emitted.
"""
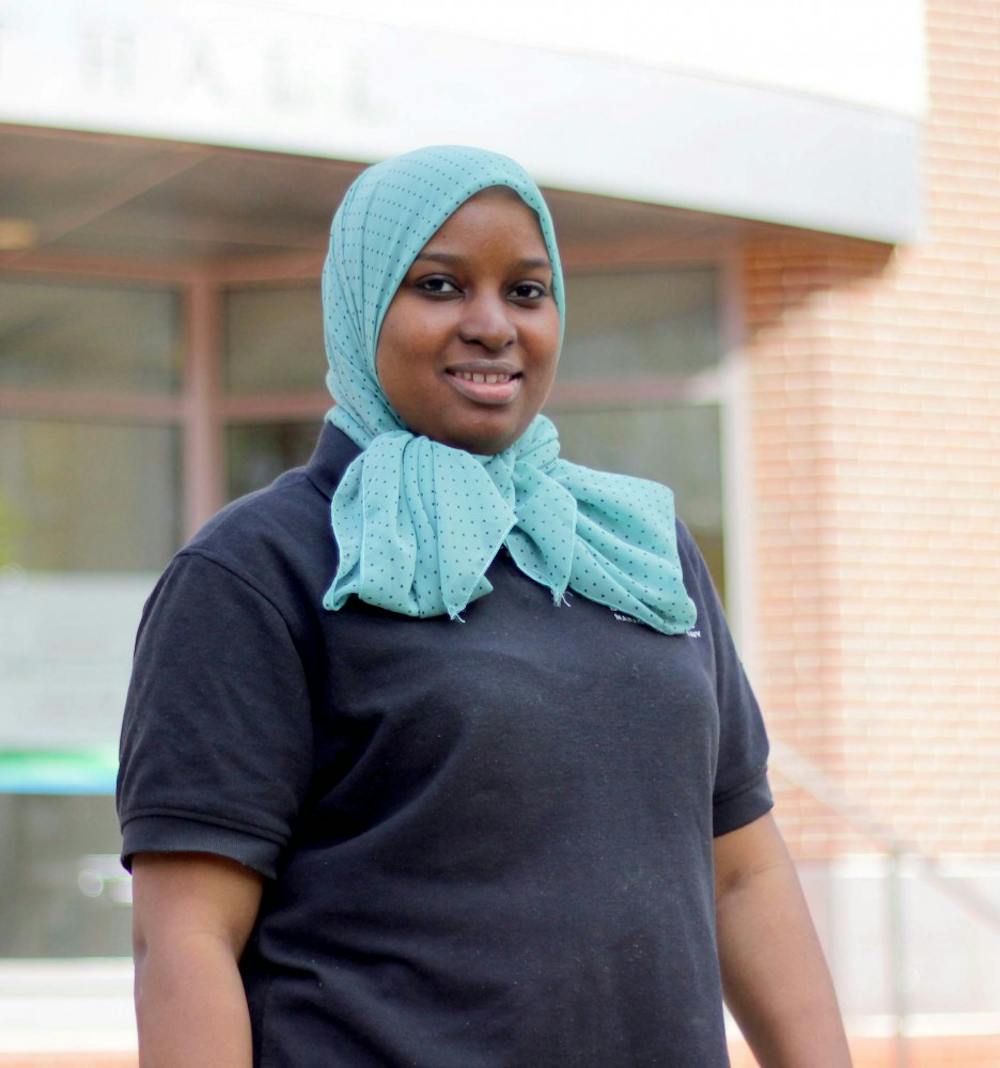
[455,371,513,384]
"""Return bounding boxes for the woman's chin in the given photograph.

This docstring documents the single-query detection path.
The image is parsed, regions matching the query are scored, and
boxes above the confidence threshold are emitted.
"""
[409,410,531,455]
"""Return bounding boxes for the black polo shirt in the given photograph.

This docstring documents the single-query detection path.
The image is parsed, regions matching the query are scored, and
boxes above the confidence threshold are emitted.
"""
[118,423,772,1067]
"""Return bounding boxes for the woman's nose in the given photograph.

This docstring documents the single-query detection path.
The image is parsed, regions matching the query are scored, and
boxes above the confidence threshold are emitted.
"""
[458,294,516,352]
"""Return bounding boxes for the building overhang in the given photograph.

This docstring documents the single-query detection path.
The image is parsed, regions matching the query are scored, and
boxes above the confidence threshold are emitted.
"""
[0,1,921,248]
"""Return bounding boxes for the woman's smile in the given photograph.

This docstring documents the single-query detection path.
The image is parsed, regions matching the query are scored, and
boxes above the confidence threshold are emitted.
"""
[445,363,524,405]
[375,186,561,454]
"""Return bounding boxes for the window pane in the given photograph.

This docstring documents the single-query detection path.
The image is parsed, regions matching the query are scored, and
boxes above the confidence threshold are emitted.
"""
[0,279,180,393]
[0,794,130,957]
[224,286,326,394]
[0,572,152,751]
[560,268,721,380]
[226,421,321,500]
[553,404,725,601]
[0,419,181,572]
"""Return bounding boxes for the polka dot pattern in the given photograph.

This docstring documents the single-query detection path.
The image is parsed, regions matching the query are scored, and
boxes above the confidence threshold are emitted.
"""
[320,145,696,635]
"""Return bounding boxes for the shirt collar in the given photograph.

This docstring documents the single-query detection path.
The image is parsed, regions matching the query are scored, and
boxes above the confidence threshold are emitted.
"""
[304,421,361,501]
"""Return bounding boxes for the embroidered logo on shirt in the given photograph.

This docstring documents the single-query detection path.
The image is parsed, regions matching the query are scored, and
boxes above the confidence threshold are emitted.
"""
[610,610,700,639]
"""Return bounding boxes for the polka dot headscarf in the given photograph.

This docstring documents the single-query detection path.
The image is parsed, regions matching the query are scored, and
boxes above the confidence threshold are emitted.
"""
[322,145,696,636]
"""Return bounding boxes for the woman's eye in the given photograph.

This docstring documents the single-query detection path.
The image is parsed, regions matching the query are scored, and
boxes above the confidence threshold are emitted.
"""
[417,277,460,295]
[511,282,547,300]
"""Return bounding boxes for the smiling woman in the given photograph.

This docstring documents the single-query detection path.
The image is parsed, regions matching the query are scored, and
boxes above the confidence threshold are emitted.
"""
[117,145,850,1068]
[375,187,560,454]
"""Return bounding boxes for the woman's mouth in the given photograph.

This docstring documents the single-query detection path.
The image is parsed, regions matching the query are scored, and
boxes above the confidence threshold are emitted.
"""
[446,368,523,405]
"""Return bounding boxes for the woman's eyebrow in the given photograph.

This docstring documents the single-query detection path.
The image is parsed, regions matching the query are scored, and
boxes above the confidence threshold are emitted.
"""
[414,251,552,271]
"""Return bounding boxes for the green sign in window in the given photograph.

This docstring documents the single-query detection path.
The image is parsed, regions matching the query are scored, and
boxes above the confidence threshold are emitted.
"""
[0,748,118,794]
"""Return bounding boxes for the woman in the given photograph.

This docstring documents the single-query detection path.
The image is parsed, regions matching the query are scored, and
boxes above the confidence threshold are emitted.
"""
[118,146,851,1066]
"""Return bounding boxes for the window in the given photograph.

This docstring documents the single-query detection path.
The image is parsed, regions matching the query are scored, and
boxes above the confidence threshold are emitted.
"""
[226,421,319,499]
[223,284,325,395]
[0,277,182,958]
[221,283,327,498]
[0,794,131,957]
[552,267,729,600]
[0,279,180,394]
[0,419,180,571]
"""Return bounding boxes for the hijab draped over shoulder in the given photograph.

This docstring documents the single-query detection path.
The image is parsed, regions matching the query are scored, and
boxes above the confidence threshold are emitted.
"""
[321,145,696,636]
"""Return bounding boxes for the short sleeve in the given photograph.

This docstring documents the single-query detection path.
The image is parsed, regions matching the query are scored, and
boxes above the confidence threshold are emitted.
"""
[677,524,773,837]
[116,551,314,879]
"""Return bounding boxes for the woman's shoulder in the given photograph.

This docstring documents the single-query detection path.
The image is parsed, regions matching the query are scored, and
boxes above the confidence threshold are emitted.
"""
[190,466,327,562]
[150,466,333,636]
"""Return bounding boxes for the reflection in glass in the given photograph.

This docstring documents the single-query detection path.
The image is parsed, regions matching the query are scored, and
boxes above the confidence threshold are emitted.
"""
[0,794,130,957]
[226,421,321,501]
[224,286,326,394]
[553,404,725,601]
[0,419,180,572]
[561,268,720,380]
[0,574,152,752]
[0,280,180,393]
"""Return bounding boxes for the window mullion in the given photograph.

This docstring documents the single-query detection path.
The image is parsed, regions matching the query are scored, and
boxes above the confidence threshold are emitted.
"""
[182,276,225,538]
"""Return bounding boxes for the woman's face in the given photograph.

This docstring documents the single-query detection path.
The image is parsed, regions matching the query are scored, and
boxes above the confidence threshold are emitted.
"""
[375,187,561,454]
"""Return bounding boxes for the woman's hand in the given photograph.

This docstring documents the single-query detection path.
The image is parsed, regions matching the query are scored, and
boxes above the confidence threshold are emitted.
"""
[131,852,264,1067]
[714,813,853,1067]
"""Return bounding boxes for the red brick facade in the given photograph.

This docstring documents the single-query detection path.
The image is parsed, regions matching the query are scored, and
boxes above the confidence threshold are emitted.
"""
[746,0,1000,863]
[731,1033,1000,1067]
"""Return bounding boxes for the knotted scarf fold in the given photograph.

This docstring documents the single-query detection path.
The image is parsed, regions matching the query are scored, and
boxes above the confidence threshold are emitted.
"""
[321,145,696,637]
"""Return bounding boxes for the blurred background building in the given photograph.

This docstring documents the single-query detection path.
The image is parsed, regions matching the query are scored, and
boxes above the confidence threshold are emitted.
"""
[0,0,997,1064]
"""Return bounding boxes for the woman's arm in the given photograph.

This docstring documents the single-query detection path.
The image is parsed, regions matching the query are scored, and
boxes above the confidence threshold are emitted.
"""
[131,852,264,1068]
[714,813,853,1068]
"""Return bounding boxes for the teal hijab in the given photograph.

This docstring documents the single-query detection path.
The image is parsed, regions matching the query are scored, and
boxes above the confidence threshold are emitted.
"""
[322,145,696,636]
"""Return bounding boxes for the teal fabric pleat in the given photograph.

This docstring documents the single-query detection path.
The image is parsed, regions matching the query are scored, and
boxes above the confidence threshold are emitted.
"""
[322,145,697,636]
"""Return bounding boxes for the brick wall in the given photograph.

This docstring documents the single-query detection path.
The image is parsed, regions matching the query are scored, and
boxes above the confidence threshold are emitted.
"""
[730,1033,1000,1068]
[744,0,1000,861]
